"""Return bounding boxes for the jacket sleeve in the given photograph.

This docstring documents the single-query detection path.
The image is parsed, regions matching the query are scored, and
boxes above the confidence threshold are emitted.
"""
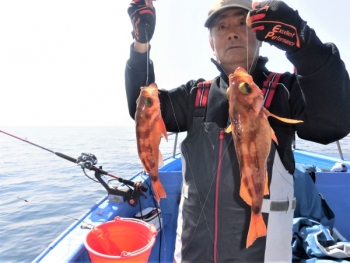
[286,29,350,144]
[125,43,198,132]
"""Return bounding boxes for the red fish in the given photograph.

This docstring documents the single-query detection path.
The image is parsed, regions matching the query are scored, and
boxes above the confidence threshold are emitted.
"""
[135,83,168,203]
[226,67,302,248]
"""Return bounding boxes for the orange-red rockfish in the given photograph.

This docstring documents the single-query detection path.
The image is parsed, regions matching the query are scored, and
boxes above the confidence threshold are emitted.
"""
[226,67,302,248]
[135,83,168,203]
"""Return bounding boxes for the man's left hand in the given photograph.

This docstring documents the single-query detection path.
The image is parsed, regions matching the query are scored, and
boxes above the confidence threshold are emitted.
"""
[247,0,310,53]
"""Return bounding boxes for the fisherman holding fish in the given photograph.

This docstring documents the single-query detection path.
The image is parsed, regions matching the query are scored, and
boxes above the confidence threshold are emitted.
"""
[125,0,350,262]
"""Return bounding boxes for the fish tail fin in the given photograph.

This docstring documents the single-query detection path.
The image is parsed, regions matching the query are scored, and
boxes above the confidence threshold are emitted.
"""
[264,171,269,195]
[152,180,167,203]
[246,212,267,248]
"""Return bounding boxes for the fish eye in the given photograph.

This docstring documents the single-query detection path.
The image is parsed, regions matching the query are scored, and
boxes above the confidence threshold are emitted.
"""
[238,82,251,94]
[144,97,153,107]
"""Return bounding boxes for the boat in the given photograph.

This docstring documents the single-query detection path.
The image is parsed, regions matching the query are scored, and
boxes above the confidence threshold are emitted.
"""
[25,133,350,262]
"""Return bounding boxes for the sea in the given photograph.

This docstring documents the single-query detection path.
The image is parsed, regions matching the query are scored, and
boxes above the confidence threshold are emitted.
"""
[0,126,349,263]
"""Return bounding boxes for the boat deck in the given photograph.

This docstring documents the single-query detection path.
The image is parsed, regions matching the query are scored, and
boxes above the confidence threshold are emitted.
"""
[33,151,350,262]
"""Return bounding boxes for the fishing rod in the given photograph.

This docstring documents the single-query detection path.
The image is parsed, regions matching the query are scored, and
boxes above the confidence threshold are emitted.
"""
[0,129,148,206]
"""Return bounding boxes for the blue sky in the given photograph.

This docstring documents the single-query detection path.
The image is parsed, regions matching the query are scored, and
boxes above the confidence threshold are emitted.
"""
[0,0,349,126]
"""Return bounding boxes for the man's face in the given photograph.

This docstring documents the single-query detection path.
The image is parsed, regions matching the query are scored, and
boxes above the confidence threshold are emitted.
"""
[209,8,260,73]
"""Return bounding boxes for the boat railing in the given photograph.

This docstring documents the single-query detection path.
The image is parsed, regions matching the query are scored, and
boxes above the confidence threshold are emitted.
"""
[293,138,346,161]
[335,141,344,160]
[169,132,348,161]
[167,132,179,158]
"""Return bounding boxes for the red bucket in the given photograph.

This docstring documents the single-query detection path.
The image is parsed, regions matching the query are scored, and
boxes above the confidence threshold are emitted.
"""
[84,217,158,263]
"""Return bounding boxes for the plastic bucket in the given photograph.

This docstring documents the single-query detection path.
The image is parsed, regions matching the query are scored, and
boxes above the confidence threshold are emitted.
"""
[84,217,158,263]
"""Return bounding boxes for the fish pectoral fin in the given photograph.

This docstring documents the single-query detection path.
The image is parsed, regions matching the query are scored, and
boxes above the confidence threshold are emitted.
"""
[158,118,168,142]
[270,127,278,145]
[225,124,232,133]
[264,171,269,196]
[264,108,303,124]
[271,115,304,124]
[158,151,164,168]
[246,212,267,248]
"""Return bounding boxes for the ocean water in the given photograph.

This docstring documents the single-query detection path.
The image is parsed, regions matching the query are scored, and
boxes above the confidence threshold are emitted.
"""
[0,126,349,263]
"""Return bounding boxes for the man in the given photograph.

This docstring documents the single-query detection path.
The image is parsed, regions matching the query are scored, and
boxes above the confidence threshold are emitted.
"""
[125,0,350,262]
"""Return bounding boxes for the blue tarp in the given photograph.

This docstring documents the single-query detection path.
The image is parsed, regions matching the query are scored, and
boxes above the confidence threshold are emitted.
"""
[293,164,350,262]
[292,218,350,262]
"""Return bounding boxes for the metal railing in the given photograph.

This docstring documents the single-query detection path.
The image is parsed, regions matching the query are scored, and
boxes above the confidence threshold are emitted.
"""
[167,132,179,158]
[336,141,344,160]
[293,139,345,161]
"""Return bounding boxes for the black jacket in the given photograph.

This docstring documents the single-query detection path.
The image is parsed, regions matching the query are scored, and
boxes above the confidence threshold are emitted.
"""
[125,29,350,173]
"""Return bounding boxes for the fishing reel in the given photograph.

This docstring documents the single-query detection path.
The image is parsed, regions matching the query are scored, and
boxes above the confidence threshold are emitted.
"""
[76,152,147,207]
[94,169,146,207]
[76,153,98,169]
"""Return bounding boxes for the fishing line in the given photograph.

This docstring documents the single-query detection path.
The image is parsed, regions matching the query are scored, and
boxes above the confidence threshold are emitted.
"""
[167,92,181,133]
[246,19,260,74]
[82,168,99,183]
[15,196,96,229]
[181,134,233,244]
[0,129,147,192]
[139,23,165,262]
[0,130,58,155]
[246,24,249,71]
[15,196,120,254]
[248,41,260,74]
[145,25,150,86]
[140,172,164,263]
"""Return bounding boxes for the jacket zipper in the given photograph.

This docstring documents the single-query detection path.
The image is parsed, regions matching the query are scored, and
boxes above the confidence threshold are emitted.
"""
[214,129,225,263]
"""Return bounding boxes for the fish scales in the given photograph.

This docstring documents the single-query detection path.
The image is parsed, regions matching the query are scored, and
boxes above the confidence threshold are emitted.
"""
[135,83,168,203]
